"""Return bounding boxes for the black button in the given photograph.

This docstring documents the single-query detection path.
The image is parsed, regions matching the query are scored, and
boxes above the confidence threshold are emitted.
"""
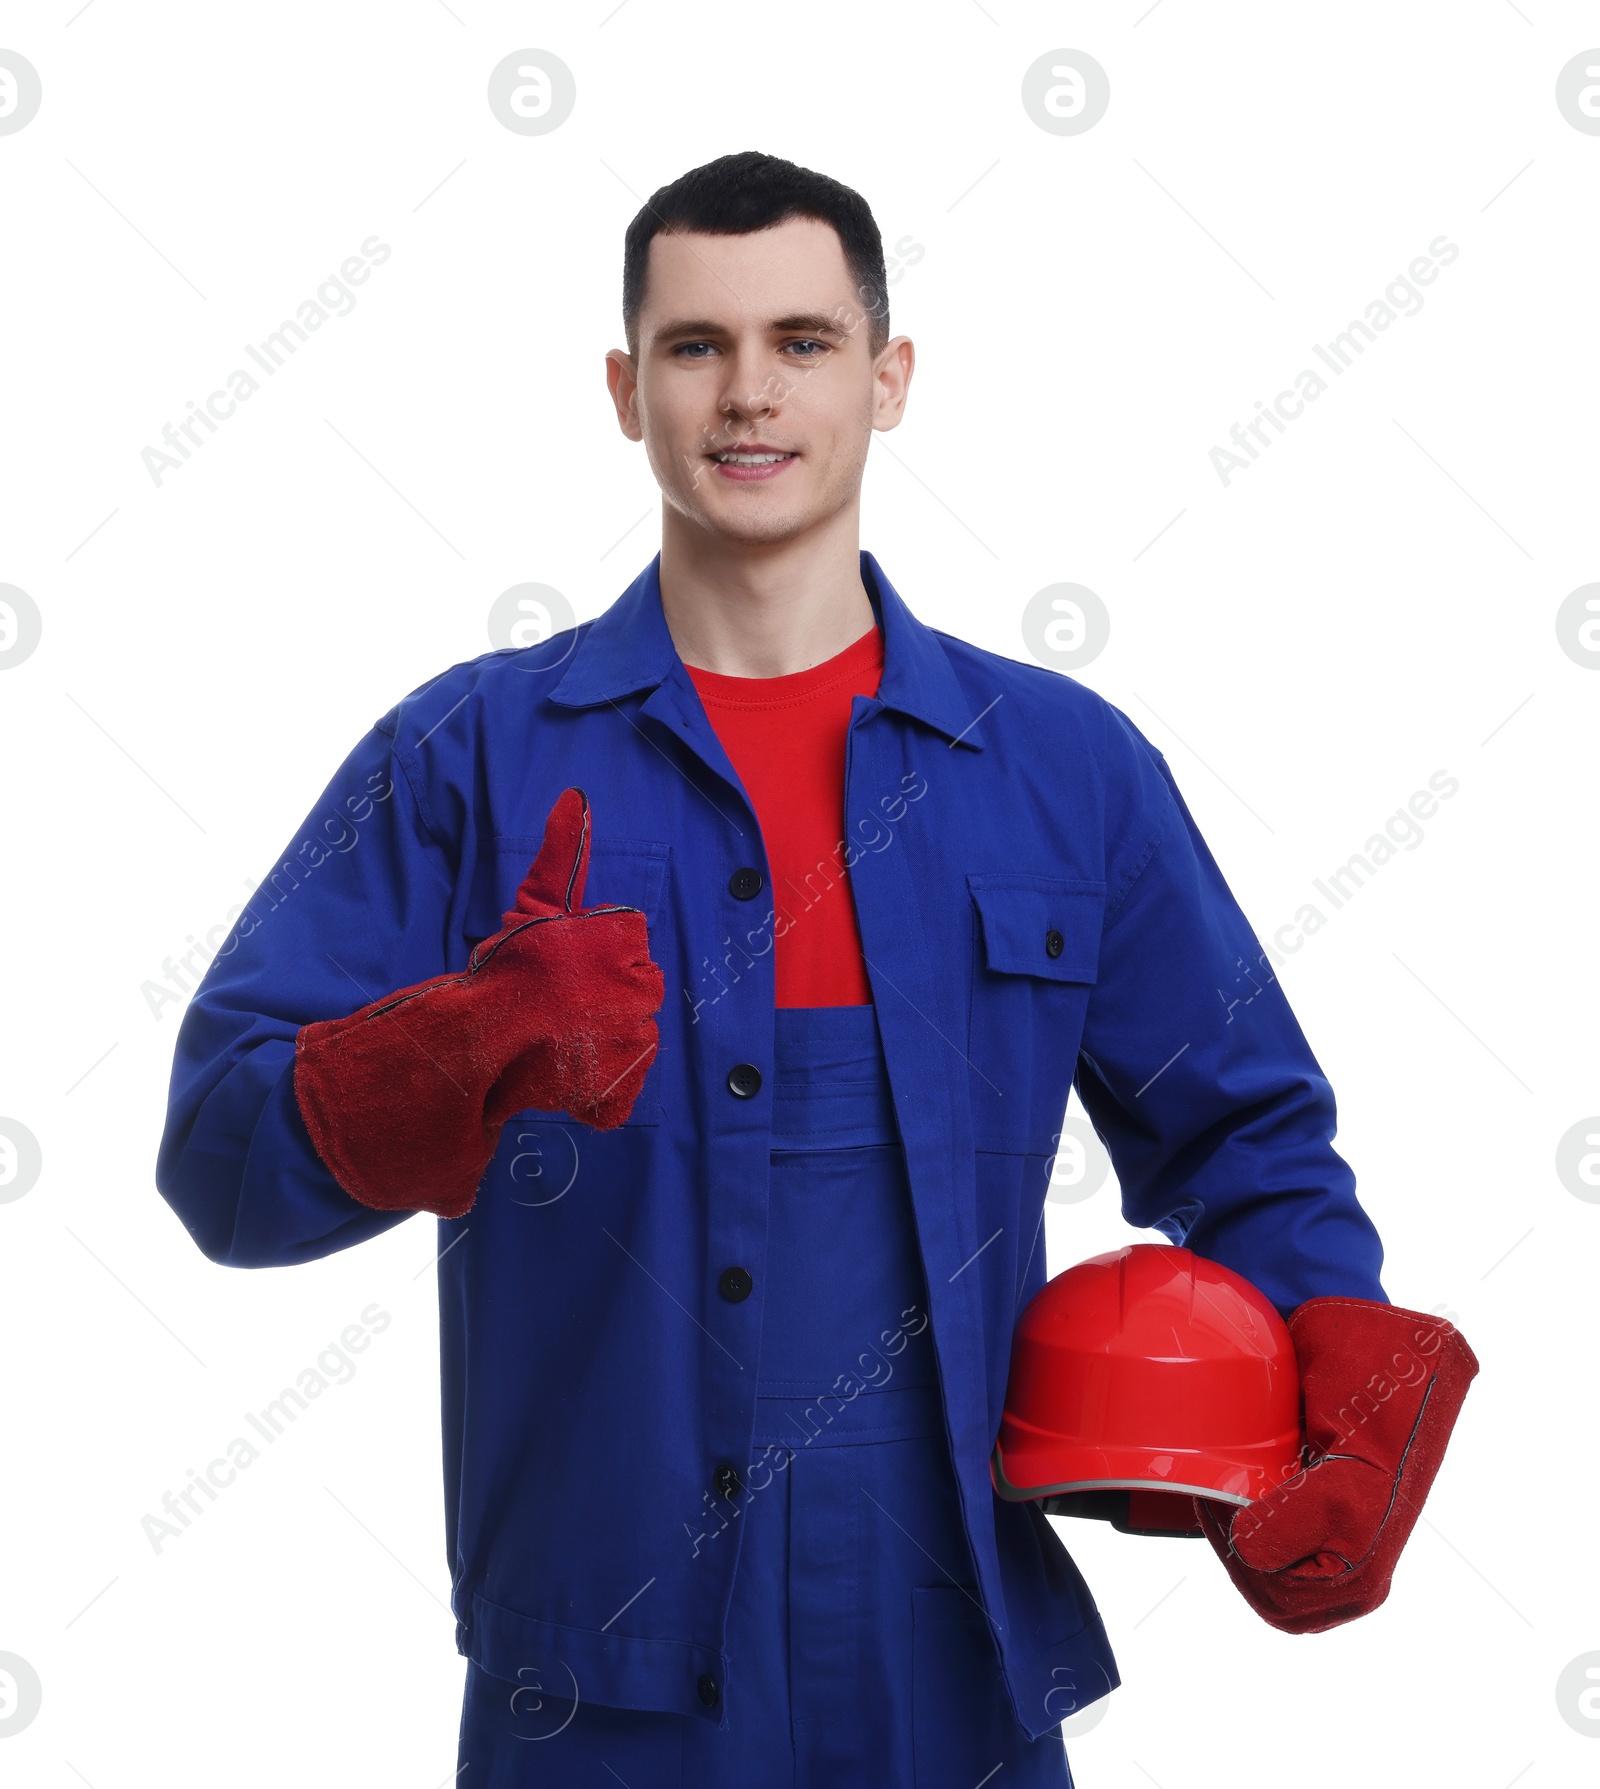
[697,1672,719,1708]
[714,1462,742,1499]
[729,867,764,901]
[719,1265,753,1302]
[727,1063,762,1099]
[1045,928,1065,959]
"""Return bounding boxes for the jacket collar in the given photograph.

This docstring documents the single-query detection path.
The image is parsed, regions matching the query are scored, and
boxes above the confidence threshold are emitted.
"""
[547,549,986,750]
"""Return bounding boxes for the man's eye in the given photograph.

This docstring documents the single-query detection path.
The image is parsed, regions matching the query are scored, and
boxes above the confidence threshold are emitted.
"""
[675,340,826,359]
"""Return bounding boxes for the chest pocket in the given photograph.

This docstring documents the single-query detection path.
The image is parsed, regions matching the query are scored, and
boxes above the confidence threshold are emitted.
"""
[485,835,670,1127]
[568,837,670,927]
[966,873,1105,1154]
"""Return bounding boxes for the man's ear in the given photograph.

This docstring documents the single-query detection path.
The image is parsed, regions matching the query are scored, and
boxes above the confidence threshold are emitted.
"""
[871,335,915,433]
[605,348,643,442]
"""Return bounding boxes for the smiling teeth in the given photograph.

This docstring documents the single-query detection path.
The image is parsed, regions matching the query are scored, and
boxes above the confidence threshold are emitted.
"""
[715,452,792,464]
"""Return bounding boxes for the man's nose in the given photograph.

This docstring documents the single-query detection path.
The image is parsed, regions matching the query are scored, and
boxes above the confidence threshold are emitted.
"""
[718,385,775,427]
[717,351,786,425]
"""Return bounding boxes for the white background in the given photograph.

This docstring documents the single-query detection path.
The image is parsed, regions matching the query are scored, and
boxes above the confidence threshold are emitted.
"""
[1,3,1596,1785]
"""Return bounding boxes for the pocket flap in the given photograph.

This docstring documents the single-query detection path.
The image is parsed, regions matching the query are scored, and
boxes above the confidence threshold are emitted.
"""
[492,836,669,924]
[968,874,1105,983]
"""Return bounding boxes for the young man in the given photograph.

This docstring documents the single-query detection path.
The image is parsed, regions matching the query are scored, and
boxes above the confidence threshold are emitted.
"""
[158,153,1456,1784]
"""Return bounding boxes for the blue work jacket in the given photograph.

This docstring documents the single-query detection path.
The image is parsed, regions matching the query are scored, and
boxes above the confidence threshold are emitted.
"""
[156,550,1386,1740]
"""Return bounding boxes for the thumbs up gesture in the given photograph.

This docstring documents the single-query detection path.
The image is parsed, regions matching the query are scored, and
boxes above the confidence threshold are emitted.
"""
[294,788,665,1219]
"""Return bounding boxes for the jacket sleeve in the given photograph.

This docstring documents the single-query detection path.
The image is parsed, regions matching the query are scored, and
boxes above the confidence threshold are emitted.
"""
[1073,702,1387,1313]
[155,716,459,1267]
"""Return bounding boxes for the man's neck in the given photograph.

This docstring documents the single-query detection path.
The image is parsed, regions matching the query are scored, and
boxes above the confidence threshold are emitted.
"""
[658,504,877,678]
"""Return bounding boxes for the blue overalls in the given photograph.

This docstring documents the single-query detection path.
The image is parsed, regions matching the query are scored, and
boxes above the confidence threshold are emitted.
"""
[159,551,1388,1741]
[455,1004,1074,1786]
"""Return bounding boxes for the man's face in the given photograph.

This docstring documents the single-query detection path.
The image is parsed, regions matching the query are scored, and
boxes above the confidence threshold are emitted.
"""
[607,216,912,547]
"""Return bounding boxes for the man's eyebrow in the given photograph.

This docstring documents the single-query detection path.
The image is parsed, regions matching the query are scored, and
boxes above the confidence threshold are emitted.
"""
[651,311,851,344]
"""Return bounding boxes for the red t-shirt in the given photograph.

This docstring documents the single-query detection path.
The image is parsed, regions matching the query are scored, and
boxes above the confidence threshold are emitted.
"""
[685,623,884,1007]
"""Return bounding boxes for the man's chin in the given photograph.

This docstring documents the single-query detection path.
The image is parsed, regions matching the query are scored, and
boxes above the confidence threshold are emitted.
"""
[678,498,818,549]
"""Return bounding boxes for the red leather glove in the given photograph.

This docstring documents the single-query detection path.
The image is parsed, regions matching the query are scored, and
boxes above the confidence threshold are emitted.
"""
[1195,1298,1479,1633]
[293,787,664,1220]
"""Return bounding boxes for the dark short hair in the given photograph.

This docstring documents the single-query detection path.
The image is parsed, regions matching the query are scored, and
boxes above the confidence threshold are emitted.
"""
[622,150,889,359]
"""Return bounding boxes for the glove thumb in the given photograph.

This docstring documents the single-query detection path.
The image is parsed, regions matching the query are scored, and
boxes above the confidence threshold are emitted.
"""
[508,787,591,921]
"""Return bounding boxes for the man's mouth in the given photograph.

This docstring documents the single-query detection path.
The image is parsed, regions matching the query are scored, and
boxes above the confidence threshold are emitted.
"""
[706,447,799,482]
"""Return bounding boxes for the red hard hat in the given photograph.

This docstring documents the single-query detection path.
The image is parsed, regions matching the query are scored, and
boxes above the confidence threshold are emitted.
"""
[992,1243,1303,1509]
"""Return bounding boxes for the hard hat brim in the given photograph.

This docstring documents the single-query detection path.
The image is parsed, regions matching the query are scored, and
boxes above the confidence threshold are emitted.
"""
[990,1439,1257,1508]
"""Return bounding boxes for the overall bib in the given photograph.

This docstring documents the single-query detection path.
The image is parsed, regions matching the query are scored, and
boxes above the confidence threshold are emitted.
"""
[457,1005,1075,1787]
